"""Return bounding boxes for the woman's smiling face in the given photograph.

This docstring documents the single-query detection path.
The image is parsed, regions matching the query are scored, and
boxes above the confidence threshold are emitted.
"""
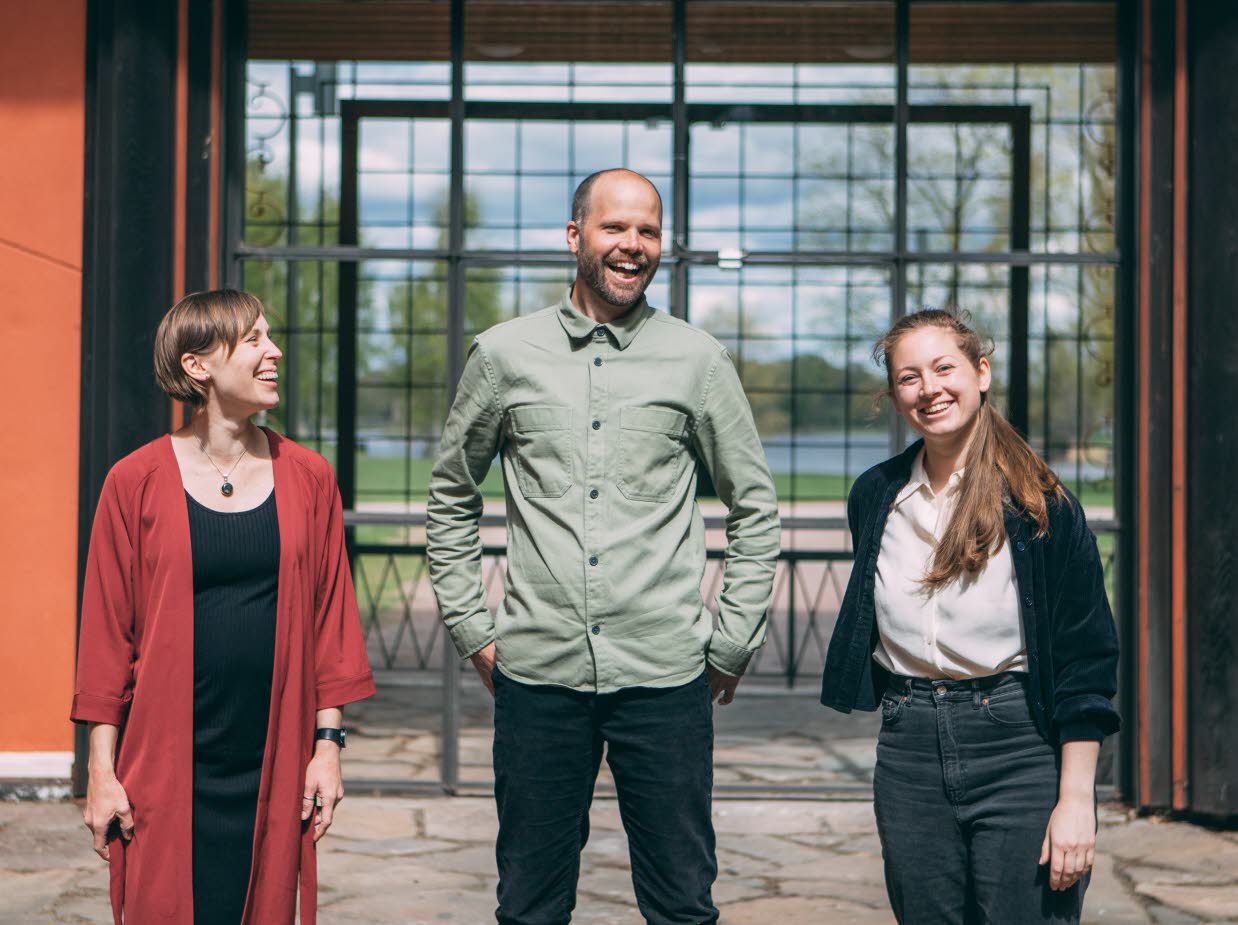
[889,325,991,443]
[189,314,283,414]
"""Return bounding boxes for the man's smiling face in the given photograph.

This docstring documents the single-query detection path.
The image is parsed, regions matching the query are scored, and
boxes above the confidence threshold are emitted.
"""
[568,171,663,310]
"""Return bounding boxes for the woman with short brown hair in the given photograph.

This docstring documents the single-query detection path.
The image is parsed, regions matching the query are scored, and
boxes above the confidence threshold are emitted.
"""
[73,289,375,925]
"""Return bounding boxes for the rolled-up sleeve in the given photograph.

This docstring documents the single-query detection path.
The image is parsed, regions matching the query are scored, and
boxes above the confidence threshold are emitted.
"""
[427,340,504,658]
[71,473,137,726]
[313,475,377,709]
[692,350,781,676]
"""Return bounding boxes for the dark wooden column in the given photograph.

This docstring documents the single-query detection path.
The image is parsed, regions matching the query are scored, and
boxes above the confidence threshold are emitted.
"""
[1184,0,1238,819]
[75,0,179,795]
[1134,0,1179,811]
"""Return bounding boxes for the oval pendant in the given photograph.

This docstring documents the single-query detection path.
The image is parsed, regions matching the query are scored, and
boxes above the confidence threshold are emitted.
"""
[220,481,234,497]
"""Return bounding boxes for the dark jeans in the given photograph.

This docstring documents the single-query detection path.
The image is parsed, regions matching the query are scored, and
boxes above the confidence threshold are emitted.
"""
[491,667,718,925]
[872,672,1089,925]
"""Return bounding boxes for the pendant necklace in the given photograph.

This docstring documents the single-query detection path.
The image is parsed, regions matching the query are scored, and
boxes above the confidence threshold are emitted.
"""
[201,441,249,497]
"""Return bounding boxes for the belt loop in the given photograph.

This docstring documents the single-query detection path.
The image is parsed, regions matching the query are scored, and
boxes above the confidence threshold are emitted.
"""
[972,680,982,708]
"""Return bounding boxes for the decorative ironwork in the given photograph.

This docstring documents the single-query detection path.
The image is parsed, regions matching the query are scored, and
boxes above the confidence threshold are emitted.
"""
[351,529,1119,685]
[246,78,288,169]
[244,79,289,247]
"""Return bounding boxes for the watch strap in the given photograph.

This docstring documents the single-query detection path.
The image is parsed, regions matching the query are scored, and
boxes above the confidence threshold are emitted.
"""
[314,727,346,748]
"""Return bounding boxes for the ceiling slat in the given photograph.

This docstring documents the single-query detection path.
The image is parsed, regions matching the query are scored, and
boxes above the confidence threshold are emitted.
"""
[247,1,1115,65]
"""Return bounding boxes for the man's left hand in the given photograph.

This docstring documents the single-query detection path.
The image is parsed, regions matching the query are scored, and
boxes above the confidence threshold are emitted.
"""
[708,666,740,705]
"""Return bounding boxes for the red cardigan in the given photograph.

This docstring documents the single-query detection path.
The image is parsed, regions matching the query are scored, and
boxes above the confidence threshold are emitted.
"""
[71,431,376,925]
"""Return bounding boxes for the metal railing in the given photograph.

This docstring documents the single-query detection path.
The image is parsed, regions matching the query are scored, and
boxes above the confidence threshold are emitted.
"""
[346,512,1120,796]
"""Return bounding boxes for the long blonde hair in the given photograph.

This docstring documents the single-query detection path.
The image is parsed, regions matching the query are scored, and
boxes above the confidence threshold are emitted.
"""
[875,310,1066,590]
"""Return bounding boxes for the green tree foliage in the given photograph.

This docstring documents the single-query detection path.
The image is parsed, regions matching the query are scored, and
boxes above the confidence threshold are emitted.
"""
[355,193,505,438]
[242,158,342,449]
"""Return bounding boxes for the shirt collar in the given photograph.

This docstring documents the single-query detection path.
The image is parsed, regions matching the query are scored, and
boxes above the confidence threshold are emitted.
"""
[893,447,965,506]
[555,288,653,350]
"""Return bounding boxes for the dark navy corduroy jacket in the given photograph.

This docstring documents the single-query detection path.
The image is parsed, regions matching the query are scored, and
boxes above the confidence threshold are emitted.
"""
[820,440,1121,745]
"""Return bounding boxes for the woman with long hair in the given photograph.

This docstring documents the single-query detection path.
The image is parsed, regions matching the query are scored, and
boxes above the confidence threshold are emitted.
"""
[821,309,1119,924]
[72,289,375,925]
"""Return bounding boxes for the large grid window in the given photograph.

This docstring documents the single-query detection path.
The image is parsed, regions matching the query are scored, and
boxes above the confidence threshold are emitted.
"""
[238,0,1121,528]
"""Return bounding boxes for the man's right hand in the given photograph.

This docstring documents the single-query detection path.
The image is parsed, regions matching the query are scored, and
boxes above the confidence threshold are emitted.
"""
[470,642,498,696]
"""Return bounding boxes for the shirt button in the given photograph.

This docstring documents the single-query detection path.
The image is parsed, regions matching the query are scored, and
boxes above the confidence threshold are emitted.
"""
[592,420,601,430]
[591,624,601,635]
[589,488,599,499]
[593,356,602,366]
[589,556,599,566]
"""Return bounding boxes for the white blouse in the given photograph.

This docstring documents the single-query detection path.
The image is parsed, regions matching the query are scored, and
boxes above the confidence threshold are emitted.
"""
[872,450,1027,680]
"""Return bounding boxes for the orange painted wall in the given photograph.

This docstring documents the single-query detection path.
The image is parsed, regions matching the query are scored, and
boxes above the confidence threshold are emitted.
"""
[0,3,86,753]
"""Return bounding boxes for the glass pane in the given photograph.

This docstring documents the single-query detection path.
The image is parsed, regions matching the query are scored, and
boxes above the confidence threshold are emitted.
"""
[242,259,339,447]
[688,265,891,504]
[690,121,894,253]
[244,50,452,247]
[1029,264,1116,516]
[356,115,453,250]
[464,266,574,335]
[908,2,1118,255]
[466,119,673,251]
[908,123,1013,253]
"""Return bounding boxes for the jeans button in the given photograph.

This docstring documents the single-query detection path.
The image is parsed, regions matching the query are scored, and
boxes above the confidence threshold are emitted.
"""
[935,685,946,696]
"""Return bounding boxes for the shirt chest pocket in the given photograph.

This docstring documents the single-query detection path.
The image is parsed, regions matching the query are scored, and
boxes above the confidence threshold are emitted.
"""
[616,405,690,502]
[508,405,574,499]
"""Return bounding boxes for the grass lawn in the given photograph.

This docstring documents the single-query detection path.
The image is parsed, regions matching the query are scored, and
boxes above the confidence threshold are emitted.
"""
[349,454,1114,511]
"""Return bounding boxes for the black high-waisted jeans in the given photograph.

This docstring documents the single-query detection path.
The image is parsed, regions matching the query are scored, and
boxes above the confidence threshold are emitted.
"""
[873,672,1089,924]
[491,667,718,925]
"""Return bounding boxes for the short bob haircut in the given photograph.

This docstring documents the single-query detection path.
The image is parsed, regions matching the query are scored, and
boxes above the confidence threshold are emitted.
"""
[153,289,265,406]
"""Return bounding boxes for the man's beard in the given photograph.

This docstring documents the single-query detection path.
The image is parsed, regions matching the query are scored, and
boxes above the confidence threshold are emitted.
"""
[577,242,658,310]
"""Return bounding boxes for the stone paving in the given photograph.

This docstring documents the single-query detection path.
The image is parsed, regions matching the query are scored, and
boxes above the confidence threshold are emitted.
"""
[3,796,1236,924]
[344,675,883,792]
[2,680,1233,924]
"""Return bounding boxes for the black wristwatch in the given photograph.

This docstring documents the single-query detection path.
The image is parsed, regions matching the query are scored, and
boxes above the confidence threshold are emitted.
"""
[314,727,346,749]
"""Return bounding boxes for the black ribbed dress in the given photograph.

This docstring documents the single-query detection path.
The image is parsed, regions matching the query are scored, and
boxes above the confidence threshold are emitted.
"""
[187,490,279,925]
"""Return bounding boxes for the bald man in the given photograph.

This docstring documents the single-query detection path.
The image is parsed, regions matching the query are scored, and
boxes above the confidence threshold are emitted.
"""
[428,168,780,924]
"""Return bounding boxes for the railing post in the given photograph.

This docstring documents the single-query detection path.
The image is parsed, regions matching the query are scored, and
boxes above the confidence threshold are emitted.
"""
[441,594,460,794]
[785,560,797,689]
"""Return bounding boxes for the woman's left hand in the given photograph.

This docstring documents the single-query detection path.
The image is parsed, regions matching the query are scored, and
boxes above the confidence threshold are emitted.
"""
[302,746,344,843]
[1039,796,1095,891]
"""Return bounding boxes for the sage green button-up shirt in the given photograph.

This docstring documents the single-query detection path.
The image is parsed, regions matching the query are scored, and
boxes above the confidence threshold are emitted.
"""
[426,292,781,692]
